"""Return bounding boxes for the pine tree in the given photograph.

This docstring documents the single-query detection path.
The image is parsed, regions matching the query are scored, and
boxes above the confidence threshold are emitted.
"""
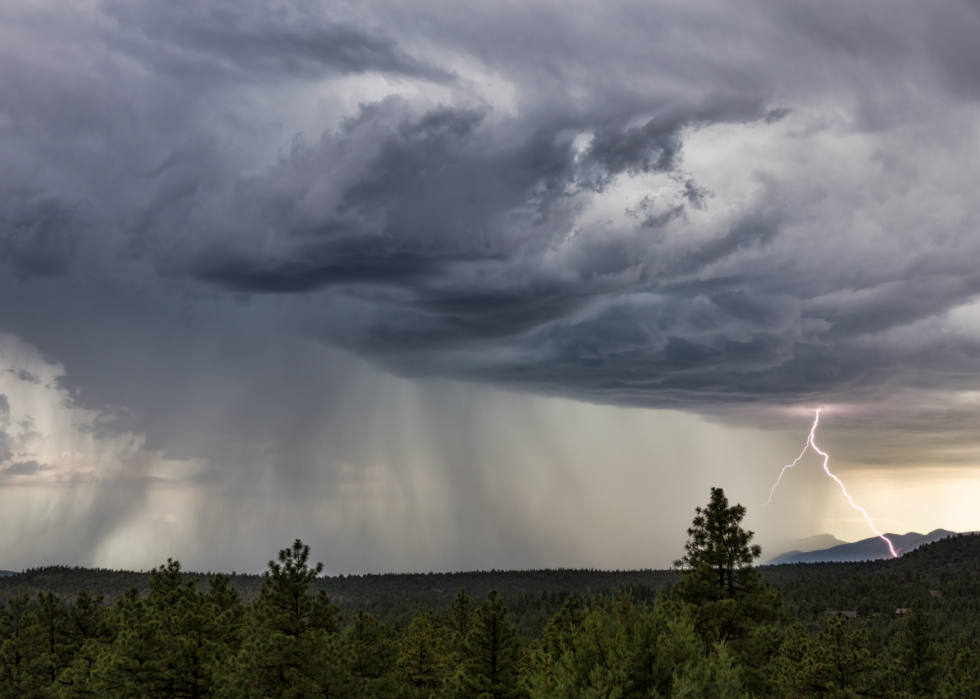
[222,539,343,699]
[672,488,781,642]
[770,623,812,698]
[674,487,761,599]
[890,599,940,697]
[668,642,748,699]
[524,594,746,699]
[32,592,73,689]
[937,647,980,699]
[54,591,113,699]
[93,587,169,698]
[445,588,472,667]
[344,609,397,697]
[153,561,243,699]
[455,590,524,699]
[437,587,474,693]
[398,611,446,696]
[523,597,588,699]
[806,616,878,697]
[0,594,47,699]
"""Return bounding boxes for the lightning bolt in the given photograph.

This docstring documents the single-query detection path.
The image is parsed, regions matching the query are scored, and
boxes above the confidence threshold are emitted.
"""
[767,409,897,558]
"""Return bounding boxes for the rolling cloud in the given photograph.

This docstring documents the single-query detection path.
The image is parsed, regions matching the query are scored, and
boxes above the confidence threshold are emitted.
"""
[2,0,980,570]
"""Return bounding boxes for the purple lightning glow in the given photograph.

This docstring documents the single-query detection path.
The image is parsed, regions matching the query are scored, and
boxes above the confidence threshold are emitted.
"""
[767,409,898,558]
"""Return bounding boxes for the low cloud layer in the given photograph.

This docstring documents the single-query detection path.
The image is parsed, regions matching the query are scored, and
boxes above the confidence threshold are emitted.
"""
[2,0,980,570]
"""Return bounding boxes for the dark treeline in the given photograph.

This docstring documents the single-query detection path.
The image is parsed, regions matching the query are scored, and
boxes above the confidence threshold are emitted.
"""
[2,489,979,698]
[0,567,683,635]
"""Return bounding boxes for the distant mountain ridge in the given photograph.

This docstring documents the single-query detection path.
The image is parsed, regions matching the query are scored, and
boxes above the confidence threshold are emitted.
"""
[767,529,959,564]
[763,534,849,562]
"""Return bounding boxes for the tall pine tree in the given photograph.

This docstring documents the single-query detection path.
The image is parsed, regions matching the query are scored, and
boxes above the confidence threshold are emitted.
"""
[454,590,524,699]
[890,600,940,697]
[222,539,342,699]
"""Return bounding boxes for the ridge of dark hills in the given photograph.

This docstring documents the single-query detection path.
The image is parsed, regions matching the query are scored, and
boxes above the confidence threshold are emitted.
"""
[766,528,959,564]
[2,533,978,632]
[758,532,980,626]
[2,533,978,601]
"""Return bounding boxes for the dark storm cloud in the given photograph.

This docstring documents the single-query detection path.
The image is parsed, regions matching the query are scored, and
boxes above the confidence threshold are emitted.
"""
[3,0,980,573]
[4,0,980,416]
[0,188,80,279]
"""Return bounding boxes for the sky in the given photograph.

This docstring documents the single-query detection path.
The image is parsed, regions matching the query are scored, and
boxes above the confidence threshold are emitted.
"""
[3,0,980,573]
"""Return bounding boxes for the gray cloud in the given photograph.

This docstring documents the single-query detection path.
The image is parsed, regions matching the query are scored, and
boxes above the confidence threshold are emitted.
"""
[2,0,980,570]
[0,188,81,279]
[3,0,980,419]
[102,0,454,83]
[0,395,11,463]
[1,460,45,476]
[3,0,980,404]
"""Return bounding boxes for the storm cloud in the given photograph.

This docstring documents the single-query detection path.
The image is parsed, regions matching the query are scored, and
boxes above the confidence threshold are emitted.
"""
[3,0,980,570]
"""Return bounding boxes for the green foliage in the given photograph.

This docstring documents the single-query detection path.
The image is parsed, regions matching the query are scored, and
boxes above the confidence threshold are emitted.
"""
[671,487,780,697]
[3,500,980,699]
[936,646,980,699]
[674,487,761,596]
[447,589,472,653]
[770,616,883,698]
[525,593,746,699]
[53,589,112,699]
[0,594,47,698]
[889,600,940,697]
[455,590,524,699]
[0,565,683,634]
[224,540,343,699]
[672,488,781,648]
[806,616,879,697]
[344,608,398,697]
[93,587,170,697]
[398,610,448,695]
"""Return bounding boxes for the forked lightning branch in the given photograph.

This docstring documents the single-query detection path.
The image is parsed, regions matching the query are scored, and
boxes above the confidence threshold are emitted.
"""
[766,409,897,558]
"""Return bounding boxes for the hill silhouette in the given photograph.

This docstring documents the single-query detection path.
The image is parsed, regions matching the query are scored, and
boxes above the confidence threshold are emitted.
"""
[767,529,958,564]
[762,533,849,563]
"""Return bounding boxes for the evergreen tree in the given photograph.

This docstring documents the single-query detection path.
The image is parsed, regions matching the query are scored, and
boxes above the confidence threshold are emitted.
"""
[32,592,73,688]
[806,616,878,698]
[523,597,589,699]
[770,623,813,698]
[92,587,169,698]
[937,647,980,699]
[54,591,113,699]
[667,643,748,699]
[65,591,111,646]
[0,594,47,699]
[445,589,472,668]
[672,488,781,641]
[674,487,762,598]
[524,594,746,699]
[397,611,446,696]
[889,599,940,697]
[455,590,524,699]
[344,609,398,697]
[75,559,242,699]
[156,562,243,699]
[222,539,343,699]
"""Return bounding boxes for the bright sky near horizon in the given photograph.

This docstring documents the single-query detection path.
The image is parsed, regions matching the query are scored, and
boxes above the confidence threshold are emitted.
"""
[3,0,980,573]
